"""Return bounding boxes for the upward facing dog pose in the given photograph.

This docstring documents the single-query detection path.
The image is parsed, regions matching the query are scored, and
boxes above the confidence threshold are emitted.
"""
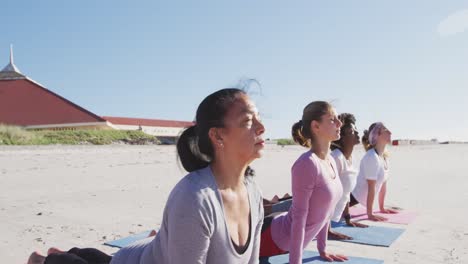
[27,88,266,264]
[260,101,348,263]
[351,122,399,222]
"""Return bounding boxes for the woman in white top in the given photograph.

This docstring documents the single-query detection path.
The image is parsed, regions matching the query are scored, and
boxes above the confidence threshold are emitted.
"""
[328,113,368,240]
[351,122,399,222]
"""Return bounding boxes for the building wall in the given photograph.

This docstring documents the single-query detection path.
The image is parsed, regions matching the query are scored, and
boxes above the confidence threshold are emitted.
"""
[111,124,185,137]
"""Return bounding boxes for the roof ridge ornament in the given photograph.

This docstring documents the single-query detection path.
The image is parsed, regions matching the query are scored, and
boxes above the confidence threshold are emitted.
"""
[1,44,22,73]
[0,45,26,80]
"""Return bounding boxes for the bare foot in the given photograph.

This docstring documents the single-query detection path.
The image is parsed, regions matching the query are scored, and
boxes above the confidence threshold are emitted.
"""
[149,230,158,237]
[27,251,45,264]
[47,247,65,255]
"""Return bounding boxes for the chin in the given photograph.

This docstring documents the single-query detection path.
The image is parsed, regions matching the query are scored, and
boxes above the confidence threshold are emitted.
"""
[254,150,264,159]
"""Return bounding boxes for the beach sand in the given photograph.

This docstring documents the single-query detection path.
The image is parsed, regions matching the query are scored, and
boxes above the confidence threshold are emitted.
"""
[1,144,467,263]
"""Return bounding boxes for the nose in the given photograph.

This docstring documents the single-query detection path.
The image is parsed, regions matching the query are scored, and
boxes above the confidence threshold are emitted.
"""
[337,119,343,128]
[255,118,265,135]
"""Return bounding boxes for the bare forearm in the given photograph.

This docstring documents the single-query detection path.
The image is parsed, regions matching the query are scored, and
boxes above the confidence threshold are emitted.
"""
[379,182,387,211]
[367,188,375,215]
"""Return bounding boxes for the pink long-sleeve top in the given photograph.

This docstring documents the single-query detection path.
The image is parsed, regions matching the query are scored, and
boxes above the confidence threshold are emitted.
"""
[270,150,343,264]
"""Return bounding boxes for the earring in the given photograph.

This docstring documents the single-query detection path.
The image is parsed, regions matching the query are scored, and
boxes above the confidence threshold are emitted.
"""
[218,141,224,148]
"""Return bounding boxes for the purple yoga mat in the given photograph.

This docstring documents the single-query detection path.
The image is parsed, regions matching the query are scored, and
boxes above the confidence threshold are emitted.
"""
[349,206,417,224]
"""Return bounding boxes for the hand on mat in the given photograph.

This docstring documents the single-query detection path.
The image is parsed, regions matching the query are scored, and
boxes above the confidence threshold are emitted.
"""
[368,214,387,222]
[319,251,348,262]
[380,208,399,214]
[328,230,352,240]
[345,221,368,228]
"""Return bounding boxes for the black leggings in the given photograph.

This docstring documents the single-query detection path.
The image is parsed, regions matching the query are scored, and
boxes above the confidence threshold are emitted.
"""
[44,247,112,264]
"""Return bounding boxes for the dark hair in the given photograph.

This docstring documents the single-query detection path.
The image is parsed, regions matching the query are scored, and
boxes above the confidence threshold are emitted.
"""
[177,88,255,176]
[331,113,356,150]
[292,101,332,148]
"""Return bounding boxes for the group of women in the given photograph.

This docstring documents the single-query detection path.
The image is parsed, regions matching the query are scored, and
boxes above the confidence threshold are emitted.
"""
[27,88,398,264]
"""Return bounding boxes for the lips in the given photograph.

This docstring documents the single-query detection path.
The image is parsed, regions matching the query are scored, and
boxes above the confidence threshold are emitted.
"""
[255,139,265,145]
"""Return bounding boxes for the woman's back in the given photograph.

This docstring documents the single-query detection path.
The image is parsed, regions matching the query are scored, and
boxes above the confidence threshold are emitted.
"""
[111,166,263,264]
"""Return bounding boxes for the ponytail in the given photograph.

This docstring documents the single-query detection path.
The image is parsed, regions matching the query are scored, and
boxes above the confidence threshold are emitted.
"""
[361,129,372,151]
[177,125,210,172]
[292,120,311,148]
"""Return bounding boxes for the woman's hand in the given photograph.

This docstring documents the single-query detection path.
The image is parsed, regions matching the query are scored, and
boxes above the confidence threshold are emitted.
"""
[380,208,399,214]
[319,251,348,262]
[368,214,387,222]
[345,220,368,228]
[328,230,352,240]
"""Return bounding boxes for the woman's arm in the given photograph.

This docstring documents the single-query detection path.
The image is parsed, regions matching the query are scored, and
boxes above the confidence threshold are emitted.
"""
[367,180,387,221]
[288,160,316,264]
[378,181,387,211]
[166,194,212,264]
[343,203,367,228]
[379,181,399,214]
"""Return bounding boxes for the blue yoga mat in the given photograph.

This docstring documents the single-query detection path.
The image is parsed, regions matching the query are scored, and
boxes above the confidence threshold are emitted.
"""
[104,230,152,248]
[260,250,384,264]
[330,221,405,247]
[271,198,292,213]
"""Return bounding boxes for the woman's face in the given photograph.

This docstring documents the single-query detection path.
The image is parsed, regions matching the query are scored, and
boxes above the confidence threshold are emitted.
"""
[342,123,360,148]
[218,94,265,164]
[378,126,392,144]
[315,108,343,142]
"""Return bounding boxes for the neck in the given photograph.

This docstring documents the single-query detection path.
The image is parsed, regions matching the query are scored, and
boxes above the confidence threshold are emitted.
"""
[312,138,331,159]
[374,143,386,156]
[211,158,247,190]
[341,145,354,159]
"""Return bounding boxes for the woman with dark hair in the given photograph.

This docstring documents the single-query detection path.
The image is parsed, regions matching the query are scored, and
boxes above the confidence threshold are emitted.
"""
[27,88,266,264]
[327,113,368,240]
[351,122,398,222]
[259,101,347,263]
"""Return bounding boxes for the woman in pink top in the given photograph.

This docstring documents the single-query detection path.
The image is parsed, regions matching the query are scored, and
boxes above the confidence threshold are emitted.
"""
[260,101,348,263]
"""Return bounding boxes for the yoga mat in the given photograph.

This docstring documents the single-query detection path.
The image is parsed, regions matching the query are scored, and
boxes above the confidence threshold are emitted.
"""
[104,230,152,248]
[260,250,384,264]
[271,198,292,213]
[330,221,405,247]
[349,206,417,224]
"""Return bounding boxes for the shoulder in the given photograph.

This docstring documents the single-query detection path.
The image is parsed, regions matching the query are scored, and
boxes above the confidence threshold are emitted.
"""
[167,167,218,213]
[293,150,319,167]
[331,149,345,164]
[362,149,379,164]
[291,151,319,184]
[331,149,343,159]
[293,151,318,171]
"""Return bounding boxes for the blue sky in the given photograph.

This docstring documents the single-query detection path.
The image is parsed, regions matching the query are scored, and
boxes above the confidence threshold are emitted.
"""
[2,1,467,141]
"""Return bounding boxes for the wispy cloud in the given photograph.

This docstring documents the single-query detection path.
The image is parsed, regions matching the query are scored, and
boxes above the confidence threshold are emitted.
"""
[437,9,468,37]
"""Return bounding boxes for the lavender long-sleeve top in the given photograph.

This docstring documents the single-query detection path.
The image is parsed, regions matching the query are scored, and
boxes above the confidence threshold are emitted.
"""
[270,151,343,264]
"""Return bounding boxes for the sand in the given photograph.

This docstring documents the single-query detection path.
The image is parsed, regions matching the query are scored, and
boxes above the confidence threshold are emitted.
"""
[1,144,467,263]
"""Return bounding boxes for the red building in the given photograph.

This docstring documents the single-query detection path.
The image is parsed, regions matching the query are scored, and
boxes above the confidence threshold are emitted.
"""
[0,48,191,138]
